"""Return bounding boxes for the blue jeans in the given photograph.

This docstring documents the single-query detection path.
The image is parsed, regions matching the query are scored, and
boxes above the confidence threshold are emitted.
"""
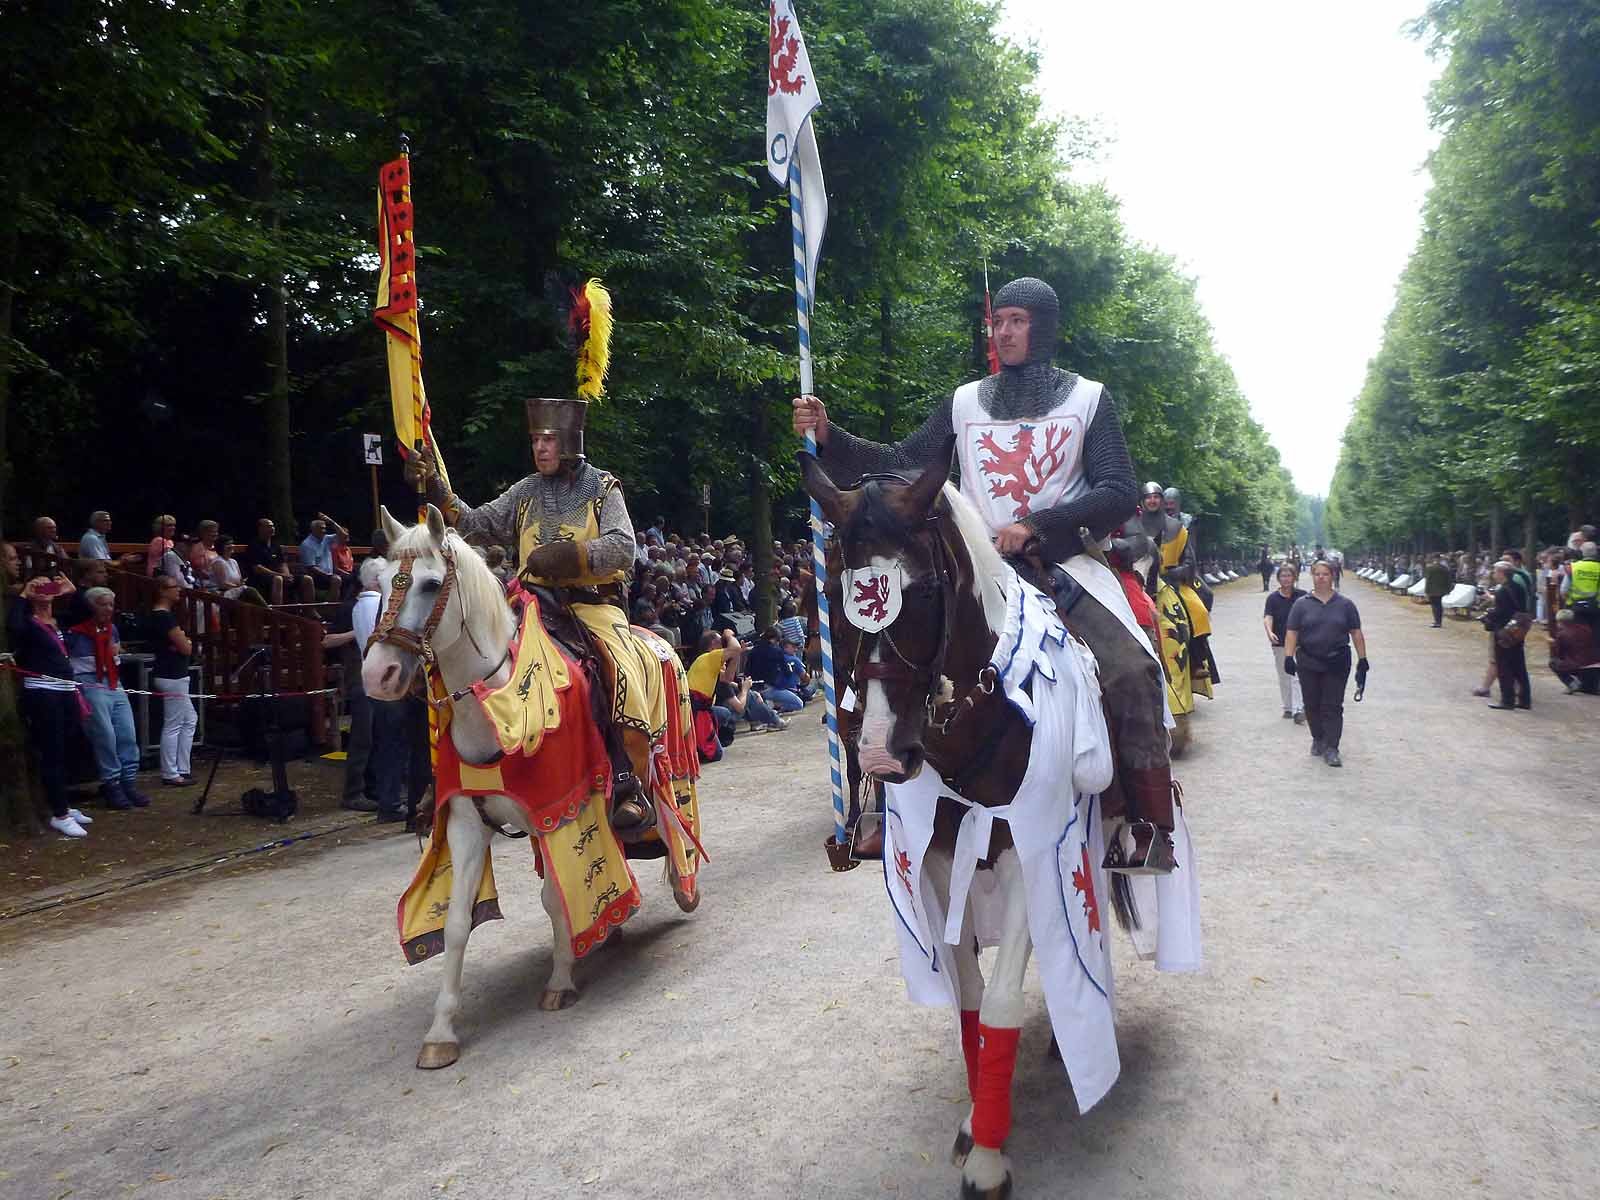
[761,687,805,713]
[742,691,784,728]
[81,683,140,786]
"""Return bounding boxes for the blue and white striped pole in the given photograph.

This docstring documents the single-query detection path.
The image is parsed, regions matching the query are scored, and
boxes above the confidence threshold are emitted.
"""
[790,160,847,844]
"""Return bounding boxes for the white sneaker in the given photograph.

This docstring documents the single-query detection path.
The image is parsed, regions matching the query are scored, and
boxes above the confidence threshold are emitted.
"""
[49,815,88,838]
[66,808,94,825]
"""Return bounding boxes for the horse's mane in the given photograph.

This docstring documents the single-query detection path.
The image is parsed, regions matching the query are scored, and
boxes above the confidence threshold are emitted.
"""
[390,522,515,645]
[939,483,1011,633]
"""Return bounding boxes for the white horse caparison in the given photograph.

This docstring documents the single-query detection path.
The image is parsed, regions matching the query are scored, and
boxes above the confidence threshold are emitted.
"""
[362,504,688,1070]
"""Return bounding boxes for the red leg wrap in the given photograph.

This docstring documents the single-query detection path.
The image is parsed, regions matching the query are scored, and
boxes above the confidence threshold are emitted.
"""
[971,1024,1021,1149]
[960,1009,981,1100]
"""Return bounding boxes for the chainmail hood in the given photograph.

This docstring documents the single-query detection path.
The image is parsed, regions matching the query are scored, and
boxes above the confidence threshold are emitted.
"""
[981,276,1071,419]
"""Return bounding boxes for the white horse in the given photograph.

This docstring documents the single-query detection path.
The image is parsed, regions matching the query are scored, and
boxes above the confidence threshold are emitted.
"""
[363,504,694,1070]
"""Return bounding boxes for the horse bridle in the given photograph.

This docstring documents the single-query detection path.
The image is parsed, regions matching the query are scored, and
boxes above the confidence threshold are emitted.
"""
[367,544,510,703]
[841,474,993,732]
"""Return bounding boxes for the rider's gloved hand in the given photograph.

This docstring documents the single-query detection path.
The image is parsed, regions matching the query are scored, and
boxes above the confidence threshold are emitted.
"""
[1282,655,1297,677]
[524,540,586,580]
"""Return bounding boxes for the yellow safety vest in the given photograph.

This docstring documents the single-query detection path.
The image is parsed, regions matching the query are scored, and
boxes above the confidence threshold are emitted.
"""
[1572,559,1600,603]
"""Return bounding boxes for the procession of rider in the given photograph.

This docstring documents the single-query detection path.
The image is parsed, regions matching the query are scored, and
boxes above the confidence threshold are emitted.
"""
[416,292,654,833]
[1140,479,1221,689]
[793,275,1180,871]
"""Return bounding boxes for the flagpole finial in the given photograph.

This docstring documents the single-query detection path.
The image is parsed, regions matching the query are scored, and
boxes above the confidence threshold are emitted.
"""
[399,131,411,157]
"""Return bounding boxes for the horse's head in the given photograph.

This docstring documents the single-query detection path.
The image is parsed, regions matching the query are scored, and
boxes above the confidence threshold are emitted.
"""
[800,437,959,785]
[362,503,472,701]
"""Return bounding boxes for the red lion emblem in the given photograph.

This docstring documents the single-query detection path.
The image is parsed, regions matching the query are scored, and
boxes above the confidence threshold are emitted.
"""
[769,6,807,97]
[1071,845,1101,935]
[977,422,1072,517]
[852,573,890,623]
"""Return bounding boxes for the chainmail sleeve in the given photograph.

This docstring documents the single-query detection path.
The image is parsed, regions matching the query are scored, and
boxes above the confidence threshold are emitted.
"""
[1020,390,1138,562]
[587,484,637,577]
[452,479,534,548]
[817,395,957,487]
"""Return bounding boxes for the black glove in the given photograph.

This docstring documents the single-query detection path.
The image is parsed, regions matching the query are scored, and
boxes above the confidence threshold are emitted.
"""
[1355,658,1369,688]
[1282,655,1297,677]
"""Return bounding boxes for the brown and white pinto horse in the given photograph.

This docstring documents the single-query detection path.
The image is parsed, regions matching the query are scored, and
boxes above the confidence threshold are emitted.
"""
[803,440,1093,1200]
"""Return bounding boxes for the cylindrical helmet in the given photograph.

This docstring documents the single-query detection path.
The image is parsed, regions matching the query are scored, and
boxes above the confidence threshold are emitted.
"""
[525,398,587,463]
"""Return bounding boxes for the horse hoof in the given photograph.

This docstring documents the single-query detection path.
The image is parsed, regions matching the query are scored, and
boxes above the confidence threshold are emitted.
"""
[539,988,579,1011]
[950,1128,974,1167]
[959,1174,1012,1200]
[416,1041,460,1070]
[673,881,700,913]
[1047,1034,1061,1062]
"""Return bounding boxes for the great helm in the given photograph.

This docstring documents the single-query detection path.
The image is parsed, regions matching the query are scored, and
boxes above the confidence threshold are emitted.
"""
[526,278,613,467]
[525,397,588,464]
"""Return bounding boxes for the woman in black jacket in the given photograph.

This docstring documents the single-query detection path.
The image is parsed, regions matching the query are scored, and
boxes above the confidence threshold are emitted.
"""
[1483,562,1531,710]
[7,575,94,837]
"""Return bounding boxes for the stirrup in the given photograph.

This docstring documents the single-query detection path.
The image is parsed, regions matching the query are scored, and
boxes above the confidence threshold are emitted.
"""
[611,775,657,836]
[1103,820,1176,875]
[849,811,884,861]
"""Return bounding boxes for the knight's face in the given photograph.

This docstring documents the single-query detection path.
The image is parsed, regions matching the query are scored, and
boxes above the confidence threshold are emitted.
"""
[1142,494,1163,514]
[531,433,562,476]
[993,306,1030,367]
[1164,499,1179,516]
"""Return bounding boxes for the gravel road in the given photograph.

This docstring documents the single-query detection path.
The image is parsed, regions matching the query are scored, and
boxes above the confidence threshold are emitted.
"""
[2,575,1596,1200]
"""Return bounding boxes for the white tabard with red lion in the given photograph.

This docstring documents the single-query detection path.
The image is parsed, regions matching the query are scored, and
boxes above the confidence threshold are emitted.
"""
[951,375,1103,533]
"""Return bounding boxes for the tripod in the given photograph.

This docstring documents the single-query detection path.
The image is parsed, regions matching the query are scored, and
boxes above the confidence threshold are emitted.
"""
[194,645,297,821]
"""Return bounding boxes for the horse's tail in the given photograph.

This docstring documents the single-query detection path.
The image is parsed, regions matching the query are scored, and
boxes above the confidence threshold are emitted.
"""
[1108,871,1139,935]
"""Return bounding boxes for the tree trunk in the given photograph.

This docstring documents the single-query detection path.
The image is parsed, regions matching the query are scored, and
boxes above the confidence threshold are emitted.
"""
[750,390,776,630]
[874,289,895,443]
[1488,499,1502,555]
[257,95,293,537]
[1564,447,1585,531]
[0,195,14,525]
[1522,496,1537,574]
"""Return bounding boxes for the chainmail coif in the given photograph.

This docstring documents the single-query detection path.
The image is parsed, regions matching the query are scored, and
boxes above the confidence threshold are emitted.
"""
[981,276,1074,419]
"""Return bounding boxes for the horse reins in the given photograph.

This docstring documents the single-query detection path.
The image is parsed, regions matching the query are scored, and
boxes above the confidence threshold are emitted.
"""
[367,545,511,704]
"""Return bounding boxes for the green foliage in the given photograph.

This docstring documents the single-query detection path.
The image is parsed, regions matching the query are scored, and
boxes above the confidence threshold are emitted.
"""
[2,0,1299,557]
[1328,0,1600,550]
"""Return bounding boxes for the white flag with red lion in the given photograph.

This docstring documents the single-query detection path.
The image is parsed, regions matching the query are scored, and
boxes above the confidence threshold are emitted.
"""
[766,1,827,298]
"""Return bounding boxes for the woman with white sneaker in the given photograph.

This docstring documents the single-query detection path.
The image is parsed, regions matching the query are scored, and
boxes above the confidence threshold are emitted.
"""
[1262,562,1305,724]
[148,574,198,786]
[7,573,94,837]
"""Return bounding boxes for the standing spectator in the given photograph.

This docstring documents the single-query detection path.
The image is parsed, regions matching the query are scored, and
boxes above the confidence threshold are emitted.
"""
[325,556,386,811]
[63,560,111,626]
[1424,553,1453,628]
[8,574,95,836]
[1256,545,1273,591]
[1283,560,1369,767]
[1570,542,1600,633]
[1550,609,1599,695]
[242,518,309,604]
[330,527,355,579]
[65,584,150,807]
[22,516,64,579]
[1483,562,1532,710]
[148,574,198,784]
[190,520,221,580]
[145,514,176,576]
[1262,563,1305,723]
[78,511,113,561]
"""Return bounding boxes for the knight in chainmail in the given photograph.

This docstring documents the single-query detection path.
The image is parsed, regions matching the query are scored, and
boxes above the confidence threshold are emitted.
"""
[794,276,1181,872]
[427,397,654,831]
[1143,482,1219,685]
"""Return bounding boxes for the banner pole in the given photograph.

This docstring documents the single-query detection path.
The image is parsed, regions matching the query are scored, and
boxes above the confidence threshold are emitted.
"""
[790,162,847,845]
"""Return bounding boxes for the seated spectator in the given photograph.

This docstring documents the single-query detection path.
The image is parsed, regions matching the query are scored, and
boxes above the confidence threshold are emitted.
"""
[157,533,198,587]
[2,541,21,596]
[331,527,356,579]
[9,573,96,837]
[632,599,678,648]
[78,511,113,561]
[745,626,792,695]
[242,517,310,604]
[777,635,815,703]
[208,535,266,605]
[190,519,221,581]
[66,584,153,808]
[678,584,717,649]
[145,514,176,576]
[297,513,349,595]
[1550,609,1599,695]
[705,631,788,732]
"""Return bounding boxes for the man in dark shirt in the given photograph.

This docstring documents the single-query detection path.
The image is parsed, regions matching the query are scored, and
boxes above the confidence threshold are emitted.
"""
[241,518,311,605]
[1423,554,1453,627]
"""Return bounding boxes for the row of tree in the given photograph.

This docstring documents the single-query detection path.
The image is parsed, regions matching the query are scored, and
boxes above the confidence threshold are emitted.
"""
[1326,0,1600,555]
[2,1,1300,593]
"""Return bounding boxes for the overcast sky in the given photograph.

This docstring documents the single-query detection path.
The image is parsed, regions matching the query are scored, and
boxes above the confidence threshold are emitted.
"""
[998,0,1442,495]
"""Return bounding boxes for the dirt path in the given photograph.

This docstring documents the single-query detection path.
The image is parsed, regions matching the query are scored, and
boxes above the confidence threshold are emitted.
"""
[1,577,1596,1200]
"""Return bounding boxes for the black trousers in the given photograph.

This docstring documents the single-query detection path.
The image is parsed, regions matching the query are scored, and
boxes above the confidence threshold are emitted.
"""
[1551,664,1600,693]
[1429,596,1443,625]
[1494,639,1531,706]
[20,688,76,818]
[1260,569,1271,591]
[1297,662,1350,750]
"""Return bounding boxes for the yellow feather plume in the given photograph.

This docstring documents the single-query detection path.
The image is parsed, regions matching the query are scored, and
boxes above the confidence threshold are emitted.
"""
[574,278,612,403]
